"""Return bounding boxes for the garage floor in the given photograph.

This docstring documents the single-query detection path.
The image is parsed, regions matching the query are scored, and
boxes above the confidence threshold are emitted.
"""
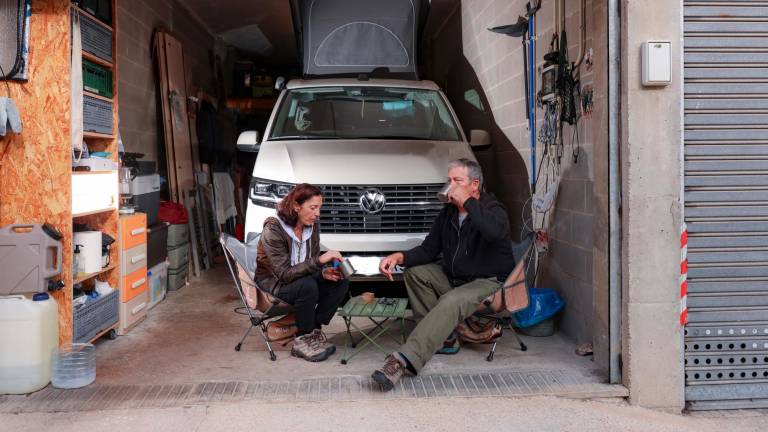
[0,266,626,413]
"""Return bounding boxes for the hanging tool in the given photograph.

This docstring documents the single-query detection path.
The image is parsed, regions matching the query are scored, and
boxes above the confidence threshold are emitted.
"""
[488,1,541,193]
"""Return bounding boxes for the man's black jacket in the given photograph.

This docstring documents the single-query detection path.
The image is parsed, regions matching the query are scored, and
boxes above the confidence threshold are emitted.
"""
[402,191,516,284]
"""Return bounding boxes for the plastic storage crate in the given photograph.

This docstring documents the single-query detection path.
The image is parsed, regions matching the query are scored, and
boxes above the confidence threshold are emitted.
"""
[147,261,168,310]
[75,0,112,26]
[84,95,113,135]
[79,10,113,62]
[73,289,119,343]
[168,264,188,291]
[167,224,189,248]
[168,243,189,269]
[147,223,169,268]
[82,59,112,98]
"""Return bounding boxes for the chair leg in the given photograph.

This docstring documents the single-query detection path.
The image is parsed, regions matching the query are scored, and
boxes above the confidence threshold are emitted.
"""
[235,324,254,352]
[259,323,278,361]
[509,326,528,352]
[486,341,497,362]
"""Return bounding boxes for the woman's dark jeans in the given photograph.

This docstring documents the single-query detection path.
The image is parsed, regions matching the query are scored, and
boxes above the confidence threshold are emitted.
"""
[275,273,350,333]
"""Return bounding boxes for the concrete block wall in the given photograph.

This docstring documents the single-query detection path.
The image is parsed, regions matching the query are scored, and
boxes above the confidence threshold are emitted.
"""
[116,0,215,162]
[460,0,605,352]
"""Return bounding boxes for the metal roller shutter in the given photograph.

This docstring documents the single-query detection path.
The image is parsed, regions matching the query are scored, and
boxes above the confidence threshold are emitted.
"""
[684,0,768,410]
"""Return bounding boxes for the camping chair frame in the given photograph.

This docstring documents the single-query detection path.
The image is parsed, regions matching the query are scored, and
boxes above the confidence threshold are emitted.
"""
[220,233,294,361]
[474,237,535,362]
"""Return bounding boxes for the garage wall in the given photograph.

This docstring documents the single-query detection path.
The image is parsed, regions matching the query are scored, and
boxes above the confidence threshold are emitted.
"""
[116,0,216,162]
[460,0,607,355]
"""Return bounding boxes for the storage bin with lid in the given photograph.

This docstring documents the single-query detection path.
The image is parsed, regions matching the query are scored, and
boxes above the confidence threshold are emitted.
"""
[130,174,161,226]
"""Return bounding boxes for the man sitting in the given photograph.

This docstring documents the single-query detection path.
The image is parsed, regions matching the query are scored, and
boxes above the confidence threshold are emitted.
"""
[374,158,516,391]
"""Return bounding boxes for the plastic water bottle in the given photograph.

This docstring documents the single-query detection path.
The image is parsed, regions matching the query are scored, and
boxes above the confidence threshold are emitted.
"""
[51,343,96,389]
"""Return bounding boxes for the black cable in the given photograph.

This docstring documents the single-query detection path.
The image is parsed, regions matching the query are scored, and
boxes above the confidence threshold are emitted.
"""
[571,119,581,164]
[234,306,253,316]
[1,0,26,80]
[0,63,9,96]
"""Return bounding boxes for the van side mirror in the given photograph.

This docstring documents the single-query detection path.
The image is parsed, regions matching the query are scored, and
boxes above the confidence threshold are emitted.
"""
[274,76,286,91]
[237,130,261,153]
[469,129,491,148]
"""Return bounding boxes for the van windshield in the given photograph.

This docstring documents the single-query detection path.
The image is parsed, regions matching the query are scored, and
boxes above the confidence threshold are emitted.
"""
[269,87,462,141]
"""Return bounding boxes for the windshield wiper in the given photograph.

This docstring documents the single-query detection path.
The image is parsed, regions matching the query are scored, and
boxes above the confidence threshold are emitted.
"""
[269,134,342,141]
[353,135,433,140]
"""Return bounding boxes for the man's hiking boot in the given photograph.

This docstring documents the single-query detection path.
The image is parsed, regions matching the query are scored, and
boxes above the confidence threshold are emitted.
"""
[372,353,406,391]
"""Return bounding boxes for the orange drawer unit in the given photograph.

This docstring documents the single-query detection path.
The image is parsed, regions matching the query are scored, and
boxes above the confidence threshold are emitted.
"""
[119,289,149,335]
[121,267,148,303]
[120,213,147,250]
[118,213,148,335]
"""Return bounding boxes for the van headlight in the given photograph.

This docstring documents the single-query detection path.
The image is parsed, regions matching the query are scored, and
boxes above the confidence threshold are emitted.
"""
[249,178,294,208]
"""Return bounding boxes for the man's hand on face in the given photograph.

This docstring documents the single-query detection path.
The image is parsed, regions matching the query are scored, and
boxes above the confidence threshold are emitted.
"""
[448,184,472,208]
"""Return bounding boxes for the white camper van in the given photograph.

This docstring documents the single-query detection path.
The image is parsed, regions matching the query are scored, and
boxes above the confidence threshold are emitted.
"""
[238,0,490,276]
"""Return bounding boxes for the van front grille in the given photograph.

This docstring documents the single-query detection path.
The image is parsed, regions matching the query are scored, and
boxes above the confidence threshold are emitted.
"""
[319,184,443,233]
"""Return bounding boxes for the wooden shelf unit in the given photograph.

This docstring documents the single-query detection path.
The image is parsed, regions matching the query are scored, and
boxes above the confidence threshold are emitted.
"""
[83,131,115,140]
[73,263,118,285]
[68,0,121,345]
[72,206,118,218]
[82,50,113,69]
[72,170,119,175]
[84,90,113,103]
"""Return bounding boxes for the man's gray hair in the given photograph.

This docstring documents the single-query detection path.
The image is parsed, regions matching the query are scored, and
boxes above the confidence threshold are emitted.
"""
[449,158,483,189]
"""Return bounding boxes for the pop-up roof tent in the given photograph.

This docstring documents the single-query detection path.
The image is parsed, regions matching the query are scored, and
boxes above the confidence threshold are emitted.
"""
[291,0,429,79]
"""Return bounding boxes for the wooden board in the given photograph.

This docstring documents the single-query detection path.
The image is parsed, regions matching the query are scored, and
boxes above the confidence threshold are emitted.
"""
[0,0,73,345]
[154,32,178,201]
[155,32,195,202]
[184,51,201,174]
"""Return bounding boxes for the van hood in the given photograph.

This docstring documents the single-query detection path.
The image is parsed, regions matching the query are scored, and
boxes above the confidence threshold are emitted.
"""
[253,139,475,184]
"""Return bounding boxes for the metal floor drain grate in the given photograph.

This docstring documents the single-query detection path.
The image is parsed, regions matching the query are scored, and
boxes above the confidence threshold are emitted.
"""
[0,369,626,413]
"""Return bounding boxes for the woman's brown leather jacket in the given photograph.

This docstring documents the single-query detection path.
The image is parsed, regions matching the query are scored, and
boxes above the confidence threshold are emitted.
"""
[255,216,322,294]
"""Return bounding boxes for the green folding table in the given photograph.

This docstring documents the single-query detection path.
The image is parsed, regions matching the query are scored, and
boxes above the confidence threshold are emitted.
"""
[338,297,409,364]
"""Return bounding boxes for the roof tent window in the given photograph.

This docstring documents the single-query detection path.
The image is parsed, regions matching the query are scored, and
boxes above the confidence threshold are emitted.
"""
[294,0,426,78]
[315,22,409,68]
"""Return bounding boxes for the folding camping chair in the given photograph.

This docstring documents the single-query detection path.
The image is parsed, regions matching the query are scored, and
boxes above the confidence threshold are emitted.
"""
[220,233,295,361]
[462,237,534,362]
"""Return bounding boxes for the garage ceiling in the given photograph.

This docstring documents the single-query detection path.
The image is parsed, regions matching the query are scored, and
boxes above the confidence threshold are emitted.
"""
[179,0,457,67]
[181,0,298,65]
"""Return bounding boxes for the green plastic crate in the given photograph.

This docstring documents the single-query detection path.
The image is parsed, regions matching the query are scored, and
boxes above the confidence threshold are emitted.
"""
[82,59,112,98]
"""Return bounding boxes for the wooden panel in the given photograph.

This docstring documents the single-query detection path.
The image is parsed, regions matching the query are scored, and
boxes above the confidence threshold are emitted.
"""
[154,32,178,201]
[165,35,194,197]
[0,0,73,345]
[156,32,195,202]
[184,51,200,173]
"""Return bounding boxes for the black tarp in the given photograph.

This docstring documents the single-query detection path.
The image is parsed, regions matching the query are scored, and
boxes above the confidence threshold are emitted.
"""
[292,0,427,79]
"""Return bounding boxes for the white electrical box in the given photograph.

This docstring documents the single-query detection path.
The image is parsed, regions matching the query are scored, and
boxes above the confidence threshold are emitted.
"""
[641,41,671,86]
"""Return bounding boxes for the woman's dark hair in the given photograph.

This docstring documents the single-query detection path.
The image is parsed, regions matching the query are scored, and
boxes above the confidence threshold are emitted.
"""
[277,183,323,227]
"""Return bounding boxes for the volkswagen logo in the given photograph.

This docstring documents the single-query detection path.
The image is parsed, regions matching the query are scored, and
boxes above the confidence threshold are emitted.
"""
[359,189,386,214]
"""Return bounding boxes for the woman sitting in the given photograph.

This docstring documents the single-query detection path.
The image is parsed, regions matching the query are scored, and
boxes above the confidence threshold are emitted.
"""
[255,183,349,362]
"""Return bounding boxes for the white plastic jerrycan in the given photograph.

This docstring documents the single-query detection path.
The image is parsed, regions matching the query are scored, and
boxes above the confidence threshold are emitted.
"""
[0,293,59,394]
